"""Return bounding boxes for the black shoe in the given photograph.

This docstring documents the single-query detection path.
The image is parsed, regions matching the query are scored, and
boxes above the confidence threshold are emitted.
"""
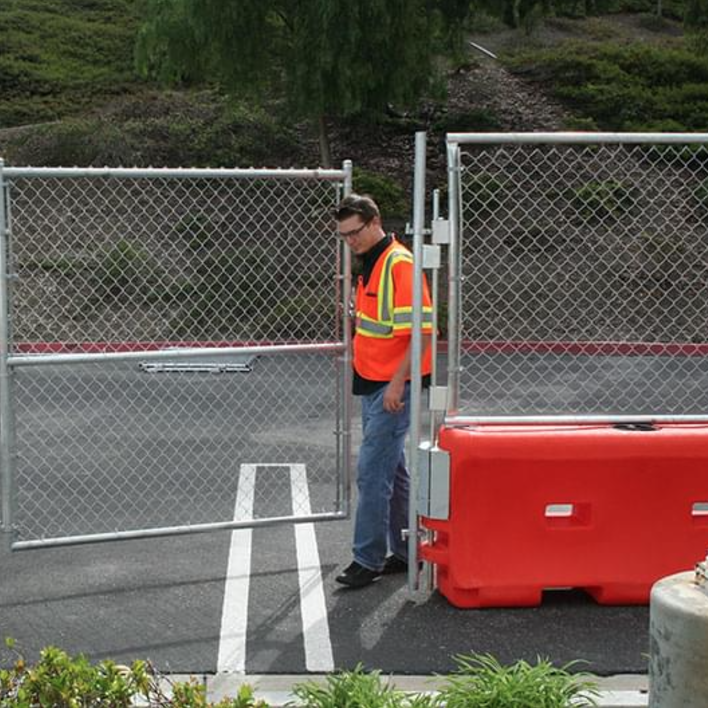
[335,561,381,588]
[382,555,408,575]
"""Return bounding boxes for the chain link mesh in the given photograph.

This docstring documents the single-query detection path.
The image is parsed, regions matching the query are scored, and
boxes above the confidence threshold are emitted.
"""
[9,176,340,346]
[5,172,346,543]
[455,142,708,416]
[14,353,340,541]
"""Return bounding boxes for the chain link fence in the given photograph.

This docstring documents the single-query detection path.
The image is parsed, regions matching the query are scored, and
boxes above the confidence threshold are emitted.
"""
[8,173,341,347]
[1,166,351,547]
[447,136,708,418]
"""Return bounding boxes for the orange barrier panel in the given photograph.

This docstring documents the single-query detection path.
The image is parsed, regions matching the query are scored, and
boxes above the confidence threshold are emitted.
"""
[420,423,708,608]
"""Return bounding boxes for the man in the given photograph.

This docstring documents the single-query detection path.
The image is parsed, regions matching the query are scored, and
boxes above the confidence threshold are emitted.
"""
[334,193,433,589]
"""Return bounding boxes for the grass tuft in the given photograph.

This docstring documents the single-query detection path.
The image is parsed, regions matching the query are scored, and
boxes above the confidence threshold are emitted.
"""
[437,653,599,708]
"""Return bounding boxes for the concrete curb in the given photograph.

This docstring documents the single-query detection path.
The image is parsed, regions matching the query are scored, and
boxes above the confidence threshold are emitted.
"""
[198,673,650,707]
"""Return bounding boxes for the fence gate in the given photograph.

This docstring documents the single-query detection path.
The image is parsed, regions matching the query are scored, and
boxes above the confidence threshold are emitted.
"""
[443,132,708,421]
[0,163,353,550]
[408,132,708,590]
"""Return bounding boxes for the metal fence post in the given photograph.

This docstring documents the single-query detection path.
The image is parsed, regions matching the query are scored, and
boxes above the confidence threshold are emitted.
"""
[428,189,441,444]
[0,160,16,550]
[341,160,353,518]
[408,131,427,593]
[446,139,461,416]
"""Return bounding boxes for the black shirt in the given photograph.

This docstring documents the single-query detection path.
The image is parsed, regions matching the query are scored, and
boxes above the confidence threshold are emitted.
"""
[352,234,431,396]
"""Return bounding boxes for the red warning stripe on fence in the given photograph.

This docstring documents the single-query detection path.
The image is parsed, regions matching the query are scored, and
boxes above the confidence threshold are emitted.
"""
[458,340,708,357]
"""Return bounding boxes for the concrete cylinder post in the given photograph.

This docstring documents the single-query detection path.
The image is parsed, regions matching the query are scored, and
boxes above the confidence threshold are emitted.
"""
[648,562,708,707]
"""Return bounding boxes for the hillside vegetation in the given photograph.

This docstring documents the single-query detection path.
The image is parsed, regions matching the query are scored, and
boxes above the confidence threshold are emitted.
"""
[0,0,139,127]
[0,0,705,183]
[3,0,708,351]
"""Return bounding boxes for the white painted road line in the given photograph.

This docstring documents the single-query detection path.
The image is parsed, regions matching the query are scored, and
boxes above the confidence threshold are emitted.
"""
[217,463,257,674]
[290,464,335,672]
[218,463,333,674]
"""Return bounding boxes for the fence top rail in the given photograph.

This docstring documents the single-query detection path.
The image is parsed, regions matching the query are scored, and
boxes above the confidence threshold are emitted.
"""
[0,164,347,181]
[447,131,708,146]
[8,341,346,368]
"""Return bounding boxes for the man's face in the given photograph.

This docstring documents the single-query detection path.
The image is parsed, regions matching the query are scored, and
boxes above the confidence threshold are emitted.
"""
[337,214,382,255]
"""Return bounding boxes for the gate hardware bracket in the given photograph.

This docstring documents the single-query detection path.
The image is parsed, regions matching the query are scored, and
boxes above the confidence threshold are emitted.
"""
[417,441,450,520]
[401,528,428,541]
[423,244,441,269]
[404,223,432,237]
[428,386,448,412]
[432,219,450,245]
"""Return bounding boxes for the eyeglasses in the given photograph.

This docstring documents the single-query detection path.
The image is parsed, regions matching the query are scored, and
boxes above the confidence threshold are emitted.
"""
[338,220,370,239]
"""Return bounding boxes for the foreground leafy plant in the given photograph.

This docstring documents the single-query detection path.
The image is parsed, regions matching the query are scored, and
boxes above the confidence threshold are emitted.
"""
[437,653,599,708]
[288,664,437,708]
[0,639,266,707]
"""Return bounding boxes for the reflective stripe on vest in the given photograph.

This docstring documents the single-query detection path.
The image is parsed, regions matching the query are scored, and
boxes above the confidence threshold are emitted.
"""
[356,244,416,339]
[353,238,433,381]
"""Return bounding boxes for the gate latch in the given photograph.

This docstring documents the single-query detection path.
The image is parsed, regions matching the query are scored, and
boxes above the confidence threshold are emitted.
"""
[417,442,450,520]
[423,244,441,270]
[432,219,450,245]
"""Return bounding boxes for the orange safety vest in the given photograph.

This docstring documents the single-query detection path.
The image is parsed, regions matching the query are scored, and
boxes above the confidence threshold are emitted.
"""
[353,238,433,382]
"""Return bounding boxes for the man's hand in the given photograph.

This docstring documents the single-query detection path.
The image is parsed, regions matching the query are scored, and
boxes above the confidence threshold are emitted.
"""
[383,378,406,413]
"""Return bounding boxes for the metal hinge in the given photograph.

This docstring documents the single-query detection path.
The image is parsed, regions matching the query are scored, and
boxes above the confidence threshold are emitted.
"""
[417,441,450,520]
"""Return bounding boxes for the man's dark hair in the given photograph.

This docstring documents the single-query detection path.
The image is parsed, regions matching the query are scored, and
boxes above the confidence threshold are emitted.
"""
[335,193,380,222]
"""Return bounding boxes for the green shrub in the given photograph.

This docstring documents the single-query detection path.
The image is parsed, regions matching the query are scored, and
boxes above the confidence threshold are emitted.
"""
[2,92,303,168]
[28,256,80,276]
[695,177,708,212]
[506,40,708,132]
[0,0,140,128]
[288,664,436,708]
[7,119,136,167]
[437,654,598,708]
[615,0,685,20]
[0,644,149,707]
[433,109,501,134]
[169,243,322,340]
[260,294,334,341]
[466,8,506,33]
[564,116,600,131]
[568,179,636,223]
[90,239,165,304]
[353,169,408,220]
[1,641,603,708]
[0,639,267,707]
[175,215,220,251]
[462,174,506,219]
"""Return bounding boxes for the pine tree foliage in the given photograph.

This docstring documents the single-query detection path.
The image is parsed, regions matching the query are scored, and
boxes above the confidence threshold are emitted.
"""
[685,0,708,53]
[686,0,708,28]
[136,0,451,165]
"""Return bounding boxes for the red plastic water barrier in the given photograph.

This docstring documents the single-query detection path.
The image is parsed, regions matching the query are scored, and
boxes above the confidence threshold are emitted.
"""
[420,423,708,608]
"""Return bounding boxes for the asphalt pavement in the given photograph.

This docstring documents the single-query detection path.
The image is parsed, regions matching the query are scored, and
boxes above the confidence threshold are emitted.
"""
[5,349,703,705]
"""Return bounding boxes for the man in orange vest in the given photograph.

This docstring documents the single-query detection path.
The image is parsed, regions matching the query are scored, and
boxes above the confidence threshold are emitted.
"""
[334,193,433,588]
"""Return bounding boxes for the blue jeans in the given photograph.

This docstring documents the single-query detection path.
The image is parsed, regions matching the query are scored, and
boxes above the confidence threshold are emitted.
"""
[353,383,410,572]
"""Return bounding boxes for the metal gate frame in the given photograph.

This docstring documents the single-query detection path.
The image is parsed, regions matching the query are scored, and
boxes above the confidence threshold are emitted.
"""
[0,161,354,551]
[408,131,708,592]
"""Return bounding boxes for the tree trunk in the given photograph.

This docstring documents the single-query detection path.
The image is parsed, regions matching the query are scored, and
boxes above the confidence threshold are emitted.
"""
[317,114,332,168]
[657,0,662,17]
